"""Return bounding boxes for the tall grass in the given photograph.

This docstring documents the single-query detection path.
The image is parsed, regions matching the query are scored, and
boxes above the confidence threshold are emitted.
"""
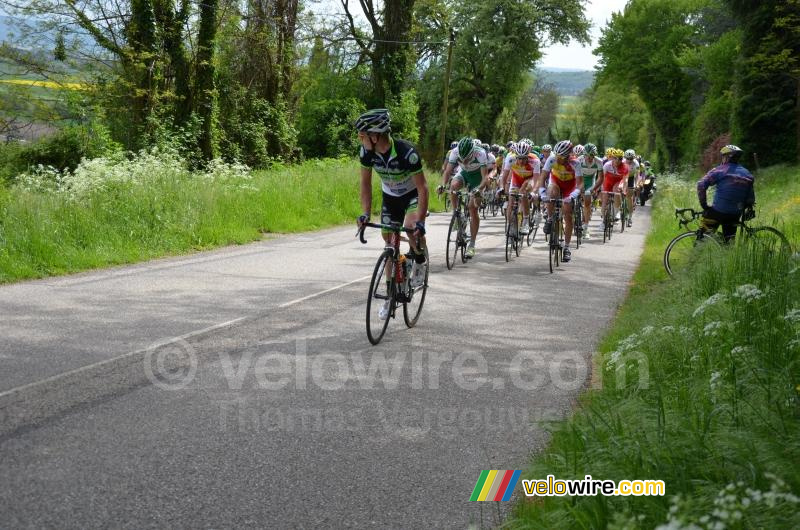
[509,165,800,529]
[0,150,445,283]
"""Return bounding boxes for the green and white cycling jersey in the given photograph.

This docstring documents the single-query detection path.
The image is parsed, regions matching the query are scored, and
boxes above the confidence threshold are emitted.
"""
[486,152,496,172]
[359,136,424,197]
[578,155,604,189]
[447,146,488,179]
[625,158,640,187]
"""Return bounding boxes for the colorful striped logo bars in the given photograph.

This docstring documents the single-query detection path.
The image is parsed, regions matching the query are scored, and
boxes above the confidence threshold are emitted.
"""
[470,470,522,501]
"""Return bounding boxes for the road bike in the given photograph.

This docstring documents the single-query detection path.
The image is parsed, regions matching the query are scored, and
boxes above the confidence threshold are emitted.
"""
[446,189,472,269]
[620,191,631,233]
[437,186,451,212]
[505,191,525,261]
[663,207,791,276]
[358,222,429,344]
[547,198,565,273]
[601,191,621,243]
[572,194,583,249]
[526,194,541,246]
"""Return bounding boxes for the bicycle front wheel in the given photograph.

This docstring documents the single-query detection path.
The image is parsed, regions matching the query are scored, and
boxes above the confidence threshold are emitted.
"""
[505,213,513,262]
[366,250,394,345]
[403,247,429,328]
[446,213,459,270]
[664,231,720,277]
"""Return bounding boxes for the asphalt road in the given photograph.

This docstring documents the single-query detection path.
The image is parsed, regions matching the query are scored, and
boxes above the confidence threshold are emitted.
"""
[0,204,650,528]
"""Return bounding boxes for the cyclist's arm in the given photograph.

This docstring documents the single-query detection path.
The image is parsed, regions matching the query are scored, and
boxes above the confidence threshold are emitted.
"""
[478,165,489,191]
[442,163,455,186]
[413,172,428,220]
[697,169,718,210]
[746,182,755,206]
[360,166,373,217]
[538,169,550,191]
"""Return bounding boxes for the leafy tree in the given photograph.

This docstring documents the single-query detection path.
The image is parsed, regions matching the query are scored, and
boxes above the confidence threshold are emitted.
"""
[730,0,800,163]
[514,73,560,144]
[596,0,699,168]
[415,0,590,160]
[340,0,416,106]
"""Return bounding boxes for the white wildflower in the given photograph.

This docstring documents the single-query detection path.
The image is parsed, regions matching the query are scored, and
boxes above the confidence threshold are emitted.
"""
[693,293,727,317]
[703,321,724,337]
[732,283,765,302]
[641,325,655,335]
[784,308,800,324]
[731,346,750,355]
[661,325,675,332]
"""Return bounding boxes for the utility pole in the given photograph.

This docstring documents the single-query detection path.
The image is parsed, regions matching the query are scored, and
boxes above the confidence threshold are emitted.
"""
[439,29,455,157]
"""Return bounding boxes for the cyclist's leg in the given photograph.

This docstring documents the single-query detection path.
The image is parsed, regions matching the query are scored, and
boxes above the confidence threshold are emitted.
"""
[401,192,424,257]
[583,190,592,225]
[450,173,465,211]
[466,177,481,242]
[561,184,578,247]
[449,170,463,208]
[520,179,532,218]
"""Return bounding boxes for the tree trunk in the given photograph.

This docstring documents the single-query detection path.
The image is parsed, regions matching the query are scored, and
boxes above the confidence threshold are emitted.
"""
[154,0,192,126]
[127,0,158,147]
[196,0,218,160]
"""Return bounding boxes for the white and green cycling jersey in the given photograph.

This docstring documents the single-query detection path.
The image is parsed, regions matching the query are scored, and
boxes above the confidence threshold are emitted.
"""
[447,147,488,179]
[578,155,603,190]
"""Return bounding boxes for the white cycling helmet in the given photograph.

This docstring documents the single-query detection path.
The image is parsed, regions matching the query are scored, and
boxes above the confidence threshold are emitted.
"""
[553,140,573,157]
[574,144,585,156]
[541,144,552,152]
[624,149,636,159]
[515,140,532,157]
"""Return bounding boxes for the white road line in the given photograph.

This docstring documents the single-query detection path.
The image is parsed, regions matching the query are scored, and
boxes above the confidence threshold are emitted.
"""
[0,316,247,400]
[279,275,371,308]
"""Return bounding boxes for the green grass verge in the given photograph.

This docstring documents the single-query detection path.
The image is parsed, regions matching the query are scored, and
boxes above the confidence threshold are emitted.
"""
[0,156,446,283]
[508,165,800,529]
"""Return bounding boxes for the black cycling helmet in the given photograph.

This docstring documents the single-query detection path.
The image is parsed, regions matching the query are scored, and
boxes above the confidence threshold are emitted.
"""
[354,108,391,134]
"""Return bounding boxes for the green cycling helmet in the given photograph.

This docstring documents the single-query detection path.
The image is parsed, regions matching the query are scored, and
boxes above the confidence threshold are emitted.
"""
[457,136,475,160]
[584,143,598,156]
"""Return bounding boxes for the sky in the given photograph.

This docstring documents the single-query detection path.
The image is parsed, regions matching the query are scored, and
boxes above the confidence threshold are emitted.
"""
[538,0,629,70]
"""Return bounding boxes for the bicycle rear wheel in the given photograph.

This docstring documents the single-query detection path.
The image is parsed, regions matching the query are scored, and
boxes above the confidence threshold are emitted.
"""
[446,213,459,270]
[574,203,582,249]
[366,250,394,344]
[663,231,720,276]
[620,202,627,233]
[515,214,522,257]
[748,226,791,254]
[403,248,429,328]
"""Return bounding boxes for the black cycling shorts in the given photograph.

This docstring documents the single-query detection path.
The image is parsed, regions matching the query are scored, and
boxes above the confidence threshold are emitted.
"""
[627,176,636,188]
[701,208,740,241]
[381,189,419,230]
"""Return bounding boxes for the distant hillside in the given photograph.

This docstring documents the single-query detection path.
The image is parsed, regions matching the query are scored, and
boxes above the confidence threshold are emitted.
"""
[536,69,595,96]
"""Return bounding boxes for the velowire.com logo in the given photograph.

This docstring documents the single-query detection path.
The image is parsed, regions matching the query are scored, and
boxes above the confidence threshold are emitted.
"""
[469,470,522,501]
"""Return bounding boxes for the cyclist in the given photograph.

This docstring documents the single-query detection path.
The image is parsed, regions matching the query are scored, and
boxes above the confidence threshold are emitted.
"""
[578,143,603,238]
[505,139,541,235]
[600,148,627,223]
[439,136,490,258]
[697,144,755,242]
[540,144,552,164]
[540,140,582,262]
[355,109,428,318]
[623,149,639,227]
